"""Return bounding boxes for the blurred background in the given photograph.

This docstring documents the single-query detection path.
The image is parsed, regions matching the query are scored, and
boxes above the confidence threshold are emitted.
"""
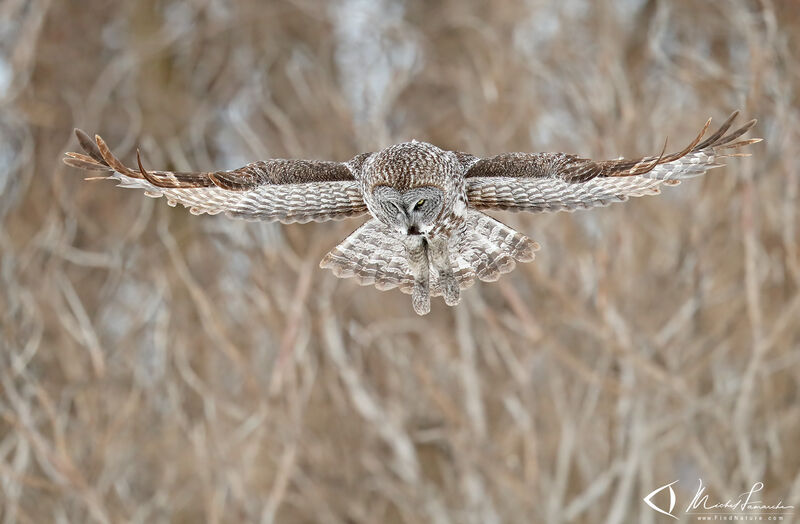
[1,0,799,522]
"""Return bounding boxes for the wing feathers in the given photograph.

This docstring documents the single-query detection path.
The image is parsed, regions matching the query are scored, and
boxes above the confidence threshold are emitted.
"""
[466,111,761,213]
[695,110,740,150]
[63,130,368,223]
[76,128,107,164]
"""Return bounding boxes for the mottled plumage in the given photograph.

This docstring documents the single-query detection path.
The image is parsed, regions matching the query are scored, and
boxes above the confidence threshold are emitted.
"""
[63,111,760,315]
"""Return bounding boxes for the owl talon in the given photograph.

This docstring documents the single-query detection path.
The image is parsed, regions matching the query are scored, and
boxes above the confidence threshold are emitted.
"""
[443,276,460,306]
[412,284,431,315]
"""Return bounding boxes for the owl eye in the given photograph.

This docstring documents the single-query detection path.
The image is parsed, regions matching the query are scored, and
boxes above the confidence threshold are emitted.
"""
[414,199,426,210]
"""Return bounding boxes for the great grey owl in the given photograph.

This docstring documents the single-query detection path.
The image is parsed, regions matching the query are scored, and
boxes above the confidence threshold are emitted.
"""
[63,111,759,315]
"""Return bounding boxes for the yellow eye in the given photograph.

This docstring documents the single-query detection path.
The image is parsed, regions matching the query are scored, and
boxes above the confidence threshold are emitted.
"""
[415,199,426,209]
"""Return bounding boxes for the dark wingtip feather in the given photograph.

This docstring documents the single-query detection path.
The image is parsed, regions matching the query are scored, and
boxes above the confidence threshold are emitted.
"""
[695,110,741,150]
[136,149,161,186]
[73,128,106,163]
[135,149,181,188]
[94,134,138,177]
[718,137,763,150]
[717,118,758,145]
[64,129,110,171]
[62,154,110,171]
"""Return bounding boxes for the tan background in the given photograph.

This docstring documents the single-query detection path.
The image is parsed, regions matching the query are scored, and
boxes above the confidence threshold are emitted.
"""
[1,0,798,522]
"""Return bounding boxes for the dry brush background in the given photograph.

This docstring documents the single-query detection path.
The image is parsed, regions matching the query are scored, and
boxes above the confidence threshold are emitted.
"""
[1,0,799,522]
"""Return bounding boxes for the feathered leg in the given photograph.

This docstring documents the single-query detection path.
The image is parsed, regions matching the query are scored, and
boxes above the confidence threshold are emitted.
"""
[404,236,430,315]
[429,235,460,306]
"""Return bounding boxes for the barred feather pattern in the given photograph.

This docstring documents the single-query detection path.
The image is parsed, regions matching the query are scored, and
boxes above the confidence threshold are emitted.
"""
[465,111,761,213]
[63,130,368,223]
[467,167,691,213]
[320,210,539,298]
[137,181,366,223]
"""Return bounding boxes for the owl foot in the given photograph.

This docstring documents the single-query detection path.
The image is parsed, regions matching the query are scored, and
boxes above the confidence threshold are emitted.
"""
[412,283,431,315]
[442,275,460,306]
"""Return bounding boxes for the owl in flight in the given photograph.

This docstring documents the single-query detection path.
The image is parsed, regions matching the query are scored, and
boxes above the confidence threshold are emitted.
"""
[64,112,759,315]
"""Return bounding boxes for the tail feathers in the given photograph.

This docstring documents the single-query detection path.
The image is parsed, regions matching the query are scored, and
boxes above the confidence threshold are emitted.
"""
[451,211,539,285]
[320,210,539,303]
[320,220,415,294]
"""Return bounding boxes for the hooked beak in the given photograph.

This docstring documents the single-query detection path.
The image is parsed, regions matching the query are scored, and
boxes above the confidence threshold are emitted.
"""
[395,205,421,236]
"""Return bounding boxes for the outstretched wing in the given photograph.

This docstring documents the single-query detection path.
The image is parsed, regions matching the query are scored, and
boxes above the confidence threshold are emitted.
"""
[63,129,369,223]
[464,111,761,213]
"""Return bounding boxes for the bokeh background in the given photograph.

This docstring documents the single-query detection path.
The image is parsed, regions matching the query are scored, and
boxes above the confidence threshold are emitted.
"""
[1,0,799,522]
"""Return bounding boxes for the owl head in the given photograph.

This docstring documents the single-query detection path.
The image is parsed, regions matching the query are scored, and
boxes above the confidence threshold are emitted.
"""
[371,185,444,236]
[364,141,462,236]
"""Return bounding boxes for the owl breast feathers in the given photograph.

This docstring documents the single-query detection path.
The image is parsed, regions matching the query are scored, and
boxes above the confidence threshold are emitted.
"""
[64,111,760,315]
